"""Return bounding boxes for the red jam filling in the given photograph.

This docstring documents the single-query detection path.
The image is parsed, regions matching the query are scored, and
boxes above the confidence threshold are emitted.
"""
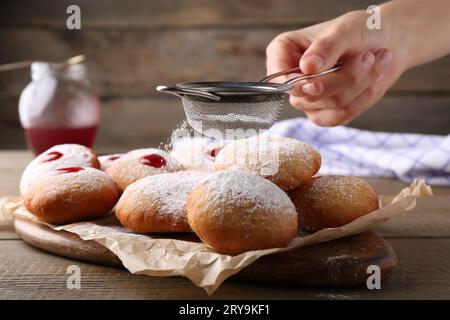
[41,151,63,163]
[207,147,222,158]
[56,167,84,174]
[108,156,120,161]
[140,154,166,168]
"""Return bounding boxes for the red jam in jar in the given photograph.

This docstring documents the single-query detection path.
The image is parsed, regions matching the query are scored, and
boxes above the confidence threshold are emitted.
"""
[19,62,100,155]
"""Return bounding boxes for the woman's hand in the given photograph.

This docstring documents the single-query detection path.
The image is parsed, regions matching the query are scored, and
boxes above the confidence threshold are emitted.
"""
[266,10,408,126]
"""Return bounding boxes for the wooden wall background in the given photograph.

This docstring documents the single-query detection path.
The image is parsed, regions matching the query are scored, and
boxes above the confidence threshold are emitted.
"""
[0,0,449,151]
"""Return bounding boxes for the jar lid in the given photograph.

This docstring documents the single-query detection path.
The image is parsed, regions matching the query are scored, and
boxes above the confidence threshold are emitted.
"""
[31,61,87,81]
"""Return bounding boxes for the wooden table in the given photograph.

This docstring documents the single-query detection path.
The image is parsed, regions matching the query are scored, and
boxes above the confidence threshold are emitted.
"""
[1,150,450,299]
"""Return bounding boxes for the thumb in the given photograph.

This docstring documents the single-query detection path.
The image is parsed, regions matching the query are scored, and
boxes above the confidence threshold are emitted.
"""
[300,35,347,74]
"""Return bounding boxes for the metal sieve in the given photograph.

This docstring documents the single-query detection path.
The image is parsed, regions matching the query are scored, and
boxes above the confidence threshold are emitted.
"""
[157,64,341,138]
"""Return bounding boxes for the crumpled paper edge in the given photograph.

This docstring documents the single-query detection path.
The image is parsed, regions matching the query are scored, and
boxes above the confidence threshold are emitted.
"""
[1,179,433,295]
[0,196,21,229]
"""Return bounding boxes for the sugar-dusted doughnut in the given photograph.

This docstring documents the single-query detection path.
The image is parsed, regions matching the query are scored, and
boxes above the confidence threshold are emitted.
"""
[187,170,298,255]
[214,136,321,191]
[289,175,380,232]
[170,138,225,171]
[106,148,181,191]
[115,171,208,233]
[98,153,124,171]
[20,144,100,196]
[24,167,120,224]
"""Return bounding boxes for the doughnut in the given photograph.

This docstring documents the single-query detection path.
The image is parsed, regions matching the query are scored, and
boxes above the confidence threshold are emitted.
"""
[289,175,380,232]
[214,136,321,191]
[170,139,225,171]
[24,167,120,224]
[106,148,181,191]
[98,153,123,171]
[20,144,100,196]
[187,170,298,255]
[115,171,208,233]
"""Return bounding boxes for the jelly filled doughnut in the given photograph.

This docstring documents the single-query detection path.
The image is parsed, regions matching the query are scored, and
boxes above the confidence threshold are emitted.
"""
[170,139,225,171]
[98,153,123,171]
[24,167,120,224]
[289,175,380,232]
[20,144,100,196]
[115,171,208,233]
[187,170,298,255]
[214,136,321,191]
[106,148,181,191]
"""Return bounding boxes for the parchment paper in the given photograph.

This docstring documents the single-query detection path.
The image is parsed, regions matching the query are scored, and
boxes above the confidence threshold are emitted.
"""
[0,179,433,294]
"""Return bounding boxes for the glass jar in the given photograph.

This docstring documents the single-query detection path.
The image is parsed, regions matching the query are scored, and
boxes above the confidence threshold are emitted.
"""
[19,61,100,155]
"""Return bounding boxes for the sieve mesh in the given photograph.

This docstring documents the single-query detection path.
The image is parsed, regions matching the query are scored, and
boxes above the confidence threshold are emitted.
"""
[181,93,286,138]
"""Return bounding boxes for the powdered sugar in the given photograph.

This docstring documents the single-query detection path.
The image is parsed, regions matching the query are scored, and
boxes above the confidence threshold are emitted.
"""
[306,175,375,205]
[199,170,296,217]
[31,167,116,198]
[121,171,208,221]
[20,144,97,196]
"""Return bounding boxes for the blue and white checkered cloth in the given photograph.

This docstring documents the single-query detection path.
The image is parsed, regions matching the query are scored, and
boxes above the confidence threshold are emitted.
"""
[268,117,450,186]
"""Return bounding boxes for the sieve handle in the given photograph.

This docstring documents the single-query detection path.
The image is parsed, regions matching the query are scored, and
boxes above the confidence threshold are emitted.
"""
[260,66,303,82]
[260,62,343,83]
[156,85,221,101]
[284,63,342,85]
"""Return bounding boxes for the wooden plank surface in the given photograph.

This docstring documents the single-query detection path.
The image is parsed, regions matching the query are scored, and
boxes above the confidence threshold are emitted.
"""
[0,0,386,27]
[1,0,449,150]
[376,197,450,238]
[1,238,450,299]
[0,151,33,196]
[1,28,450,97]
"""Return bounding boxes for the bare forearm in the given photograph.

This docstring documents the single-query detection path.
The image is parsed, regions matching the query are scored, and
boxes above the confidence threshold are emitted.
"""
[381,0,450,68]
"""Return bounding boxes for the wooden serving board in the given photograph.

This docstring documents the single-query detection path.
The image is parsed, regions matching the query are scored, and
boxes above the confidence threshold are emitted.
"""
[14,218,397,286]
